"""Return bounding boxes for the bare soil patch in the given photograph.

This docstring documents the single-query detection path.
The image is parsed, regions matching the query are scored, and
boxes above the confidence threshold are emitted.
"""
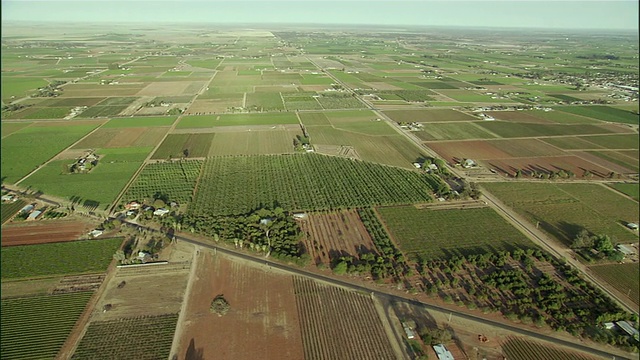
[1,219,97,246]
[137,81,191,96]
[105,127,147,147]
[176,251,304,360]
[299,210,378,265]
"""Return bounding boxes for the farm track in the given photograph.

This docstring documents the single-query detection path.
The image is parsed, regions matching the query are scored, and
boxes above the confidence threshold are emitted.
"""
[120,218,635,360]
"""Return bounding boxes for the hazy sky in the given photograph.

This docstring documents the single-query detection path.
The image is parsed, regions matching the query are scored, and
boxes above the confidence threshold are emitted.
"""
[2,0,638,30]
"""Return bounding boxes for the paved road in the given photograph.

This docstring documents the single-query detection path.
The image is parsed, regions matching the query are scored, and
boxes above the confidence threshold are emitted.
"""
[120,219,634,360]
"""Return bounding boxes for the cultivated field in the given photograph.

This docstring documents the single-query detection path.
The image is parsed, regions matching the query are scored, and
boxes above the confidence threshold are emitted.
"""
[298,210,378,265]
[293,277,397,360]
[377,206,535,260]
[590,263,639,307]
[0,199,27,225]
[501,336,599,360]
[123,160,203,205]
[176,251,304,360]
[1,219,98,246]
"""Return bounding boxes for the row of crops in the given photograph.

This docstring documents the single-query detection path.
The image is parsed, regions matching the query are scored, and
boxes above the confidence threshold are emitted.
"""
[0,199,27,224]
[1,292,93,360]
[501,336,597,360]
[190,153,438,216]
[72,313,179,360]
[123,160,203,205]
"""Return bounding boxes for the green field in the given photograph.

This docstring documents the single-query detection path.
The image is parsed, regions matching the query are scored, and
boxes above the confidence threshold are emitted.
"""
[1,292,94,360]
[1,238,122,279]
[245,92,285,111]
[476,122,613,138]
[531,109,601,124]
[417,122,497,140]
[483,182,639,246]
[123,160,202,205]
[72,313,179,360]
[102,116,177,128]
[383,109,477,123]
[558,105,639,125]
[609,183,639,202]
[152,133,215,159]
[0,122,32,136]
[207,129,300,156]
[579,134,639,149]
[190,154,441,216]
[590,263,639,306]
[1,76,49,101]
[377,206,534,260]
[22,106,74,119]
[21,147,149,209]
[1,123,100,184]
[177,113,299,128]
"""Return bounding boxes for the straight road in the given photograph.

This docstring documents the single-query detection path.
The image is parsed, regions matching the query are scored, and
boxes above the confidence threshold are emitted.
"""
[121,219,634,360]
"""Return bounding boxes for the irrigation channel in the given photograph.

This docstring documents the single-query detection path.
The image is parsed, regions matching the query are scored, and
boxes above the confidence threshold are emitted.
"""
[121,219,634,360]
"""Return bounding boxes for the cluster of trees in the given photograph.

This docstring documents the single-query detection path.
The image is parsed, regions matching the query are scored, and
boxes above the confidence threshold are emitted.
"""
[571,229,622,261]
[514,168,576,180]
[176,207,309,264]
[356,208,407,280]
[32,80,65,98]
[1,103,28,113]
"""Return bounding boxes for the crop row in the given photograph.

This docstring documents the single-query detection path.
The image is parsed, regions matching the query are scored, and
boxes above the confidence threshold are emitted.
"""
[293,277,396,360]
[1,199,27,224]
[72,313,179,360]
[1,292,93,360]
[1,238,123,279]
[189,153,436,216]
[502,337,596,360]
[124,160,203,205]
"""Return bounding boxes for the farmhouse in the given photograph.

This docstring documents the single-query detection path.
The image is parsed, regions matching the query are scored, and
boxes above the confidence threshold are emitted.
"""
[125,201,141,210]
[433,344,455,360]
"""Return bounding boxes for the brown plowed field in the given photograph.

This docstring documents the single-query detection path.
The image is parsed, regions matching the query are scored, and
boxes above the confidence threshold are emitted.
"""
[299,210,378,265]
[426,140,511,163]
[482,155,614,178]
[1,220,97,246]
[176,251,304,360]
[293,277,397,360]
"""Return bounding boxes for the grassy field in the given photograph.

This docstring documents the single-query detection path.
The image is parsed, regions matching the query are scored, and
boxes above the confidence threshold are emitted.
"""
[245,92,285,111]
[608,183,639,201]
[377,206,534,260]
[1,76,49,101]
[208,129,300,156]
[482,182,639,246]
[1,238,123,279]
[1,292,94,360]
[21,147,150,209]
[579,134,639,149]
[417,123,497,140]
[177,113,299,128]
[1,122,32,136]
[590,263,639,306]
[383,109,477,123]
[531,109,601,124]
[476,122,613,138]
[1,123,100,184]
[558,105,639,125]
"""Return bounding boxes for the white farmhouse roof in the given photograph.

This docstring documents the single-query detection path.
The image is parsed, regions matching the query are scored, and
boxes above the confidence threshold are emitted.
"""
[433,344,454,360]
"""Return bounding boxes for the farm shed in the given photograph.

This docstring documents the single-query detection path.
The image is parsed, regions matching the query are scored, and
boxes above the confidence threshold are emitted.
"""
[26,210,42,221]
[402,322,416,339]
[626,223,639,230]
[20,204,35,213]
[90,229,103,238]
[293,212,308,220]
[616,244,636,256]
[153,208,170,216]
[1,194,17,202]
[433,344,455,360]
[616,321,639,341]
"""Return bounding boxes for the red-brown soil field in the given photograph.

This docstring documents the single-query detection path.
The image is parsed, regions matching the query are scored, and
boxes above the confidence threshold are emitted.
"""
[483,155,617,178]
[176,251,304,360]
[1,219,97,247]
[293,277,398,360]
[299,210,378,265]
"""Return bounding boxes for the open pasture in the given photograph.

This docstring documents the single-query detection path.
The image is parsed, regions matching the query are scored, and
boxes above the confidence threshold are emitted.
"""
[74,127,167,148]
[22,148,150,209]
[102,116,176,128]
[482,182,639,246]
[609,183,639,201]
[383,109,477,123]
[377,206,534,261]
[176,252,304,360]
[1,292,94,360]
[1,123,100,184]
[191,154,437,216]
[186,98,242,114]
[152,133,214,159]
[298,112,331,125]
[530,109,601,124]
[177,112,299,128]
[245,92,285,111]
[578,134,639,150]
[558,105,639,125]
[1,220,97,247]
[299,210,378,265]
[540,136,605,150]
[1,76,49,101]
[1,237,122,279]
[0,122,31,137]
[21,106,75,119]
[123,160,202,204]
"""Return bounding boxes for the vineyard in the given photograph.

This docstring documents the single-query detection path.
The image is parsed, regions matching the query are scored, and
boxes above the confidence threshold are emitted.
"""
[72,313,178,360]
[501,336,598,360]
[377,206,536,260]
[1,292,93,360]
[293,277,397,360]
[1,238,123,279]
[590,263,639,306]
[1,199,26,224]
[190,153,438,216]
[123,160,203,205]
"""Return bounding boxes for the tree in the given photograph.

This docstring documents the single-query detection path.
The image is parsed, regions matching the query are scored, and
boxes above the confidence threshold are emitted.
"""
[332,261,348,275]
[593,234,614,254]
[183,148,190,158]
[571,229,593,249]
